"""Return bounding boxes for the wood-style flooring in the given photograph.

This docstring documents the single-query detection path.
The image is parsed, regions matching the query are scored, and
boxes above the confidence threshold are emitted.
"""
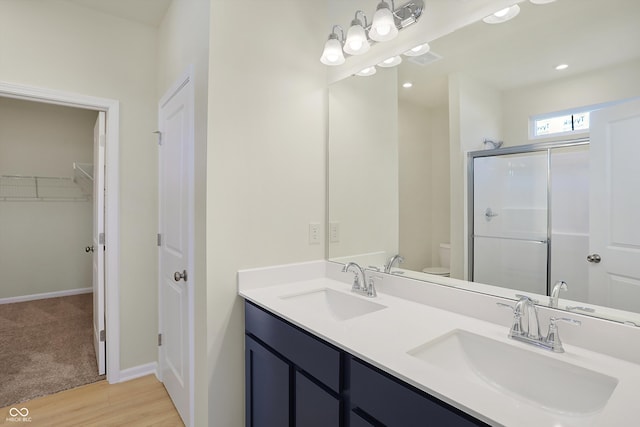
[0,375,183,426]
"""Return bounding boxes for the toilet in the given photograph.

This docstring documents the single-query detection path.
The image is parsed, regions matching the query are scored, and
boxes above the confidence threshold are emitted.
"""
[422,243,450,276]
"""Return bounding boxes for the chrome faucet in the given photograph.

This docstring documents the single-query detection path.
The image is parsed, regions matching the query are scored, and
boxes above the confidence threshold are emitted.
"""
[514,295,541,339]
[549,280,568,308]
[342,262,380,297]
[497,295,581,353]
[384,254,404,273]
[342,262,366,292]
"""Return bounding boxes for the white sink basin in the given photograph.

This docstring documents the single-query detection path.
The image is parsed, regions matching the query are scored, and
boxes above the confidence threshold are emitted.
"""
[408,329,618,416]
[280,288,386,321]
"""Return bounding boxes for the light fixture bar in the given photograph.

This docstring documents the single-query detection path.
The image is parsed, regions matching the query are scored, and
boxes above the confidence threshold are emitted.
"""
[393,0,424,28]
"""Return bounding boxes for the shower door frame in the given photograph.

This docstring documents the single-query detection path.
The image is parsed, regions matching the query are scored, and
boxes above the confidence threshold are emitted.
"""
[467,137,589,296]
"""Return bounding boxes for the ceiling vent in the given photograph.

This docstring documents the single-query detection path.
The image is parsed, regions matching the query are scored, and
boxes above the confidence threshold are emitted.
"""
[408,51,443,66]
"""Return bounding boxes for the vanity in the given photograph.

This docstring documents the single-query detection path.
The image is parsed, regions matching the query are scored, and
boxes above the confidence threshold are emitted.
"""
[239,261,640,427]
[245,301,483,426]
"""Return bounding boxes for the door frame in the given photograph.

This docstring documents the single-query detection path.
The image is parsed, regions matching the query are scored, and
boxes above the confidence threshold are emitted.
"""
[0,80,121,382]
[157,66,195,426]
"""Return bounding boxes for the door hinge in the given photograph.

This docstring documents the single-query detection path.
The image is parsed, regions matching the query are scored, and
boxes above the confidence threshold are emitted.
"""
[99,233,105,245]
[100,329,106,342]
[153,130,162,146]
[158,333,162,346]
[157,233,162,247]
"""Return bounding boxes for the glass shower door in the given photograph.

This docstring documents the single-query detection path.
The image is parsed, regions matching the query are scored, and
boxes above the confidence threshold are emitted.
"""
[472,152,548,294]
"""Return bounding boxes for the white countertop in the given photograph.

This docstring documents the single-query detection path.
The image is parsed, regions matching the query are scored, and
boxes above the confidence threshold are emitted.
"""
[238,262,640,427]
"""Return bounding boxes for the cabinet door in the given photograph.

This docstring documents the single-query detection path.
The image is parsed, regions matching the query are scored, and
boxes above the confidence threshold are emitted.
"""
[350,411,378,427]
[245,301,341,392]
[295,372,340,427]
[245,337,290,427]
[351,358,488,427]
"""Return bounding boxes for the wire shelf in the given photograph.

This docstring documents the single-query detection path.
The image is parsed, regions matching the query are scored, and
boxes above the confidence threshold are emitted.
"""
[0,175,90,202]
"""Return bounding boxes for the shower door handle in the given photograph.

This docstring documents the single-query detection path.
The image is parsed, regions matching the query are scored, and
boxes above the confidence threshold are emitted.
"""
[484,207,499,221]
[586,254,601,263]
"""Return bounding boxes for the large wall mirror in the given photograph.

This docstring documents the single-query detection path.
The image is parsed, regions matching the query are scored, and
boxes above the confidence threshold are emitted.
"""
[327,0,640,325]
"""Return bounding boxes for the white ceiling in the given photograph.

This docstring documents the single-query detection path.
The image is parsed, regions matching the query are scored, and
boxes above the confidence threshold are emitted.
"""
[398,0,640,108]
[68,0,172,27]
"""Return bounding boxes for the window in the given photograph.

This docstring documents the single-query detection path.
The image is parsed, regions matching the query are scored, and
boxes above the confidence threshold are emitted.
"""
[529,99,636,140]
[532,111,590,138]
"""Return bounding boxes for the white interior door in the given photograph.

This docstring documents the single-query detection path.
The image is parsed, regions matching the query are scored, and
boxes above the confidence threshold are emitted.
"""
[158,75,194,427]
[589,98,640,312]
[93,111,106,375]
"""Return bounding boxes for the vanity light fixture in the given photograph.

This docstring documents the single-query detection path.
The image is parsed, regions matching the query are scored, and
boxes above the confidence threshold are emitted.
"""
[403,42,430,57]
[320,25,346,66]
[378,55,402,68]
[402,82,413,88]
[320,0,424,66]
[555,64,569,70]
[482,4,521,24]
[344,11,371,55]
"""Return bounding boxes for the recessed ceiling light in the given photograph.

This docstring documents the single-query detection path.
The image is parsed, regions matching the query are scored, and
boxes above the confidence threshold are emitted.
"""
[482,4,520,24]
[555,64,569,70]
[356,66,377,77]
[402,82,413,88]
[403,42,431,57]
[378,56,402,68]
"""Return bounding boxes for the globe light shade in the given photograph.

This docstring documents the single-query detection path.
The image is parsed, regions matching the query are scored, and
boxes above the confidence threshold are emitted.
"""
[344,21,370,55]
[320,35,345,66]
[369,2,398,42]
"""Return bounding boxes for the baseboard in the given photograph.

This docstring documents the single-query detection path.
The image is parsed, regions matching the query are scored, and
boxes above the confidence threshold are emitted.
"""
[0,287,92,305]
[117,362,158,383]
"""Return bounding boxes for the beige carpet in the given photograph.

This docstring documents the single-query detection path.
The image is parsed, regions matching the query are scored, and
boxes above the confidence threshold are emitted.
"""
[0,293,105,408]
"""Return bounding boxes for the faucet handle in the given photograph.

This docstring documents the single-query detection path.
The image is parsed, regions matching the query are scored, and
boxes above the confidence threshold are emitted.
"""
[496,302,515,312]
[546,317,581,353]
[566,306,595,313]
[497,302,524,337]
[550,317,581,327]
[366,274,383,297]
[515,294,539,304]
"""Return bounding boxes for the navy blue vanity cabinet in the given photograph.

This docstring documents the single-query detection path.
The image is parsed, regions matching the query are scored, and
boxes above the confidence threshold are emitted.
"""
[295,371,341,427]
[349,358,489,427]
[245,336,290,427]
[245,300,490,427]
[245,301,343,427]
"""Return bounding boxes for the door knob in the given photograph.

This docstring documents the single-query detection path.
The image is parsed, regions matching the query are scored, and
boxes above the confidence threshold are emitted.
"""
[85,246,94,253]
[586,254,601,263]
[174,270,188,282]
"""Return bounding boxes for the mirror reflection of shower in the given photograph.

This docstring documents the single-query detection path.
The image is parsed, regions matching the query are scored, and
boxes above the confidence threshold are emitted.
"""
[469,140,589,302]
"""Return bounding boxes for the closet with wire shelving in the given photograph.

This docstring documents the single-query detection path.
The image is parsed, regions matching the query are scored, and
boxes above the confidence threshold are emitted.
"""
[0,96,96,302]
